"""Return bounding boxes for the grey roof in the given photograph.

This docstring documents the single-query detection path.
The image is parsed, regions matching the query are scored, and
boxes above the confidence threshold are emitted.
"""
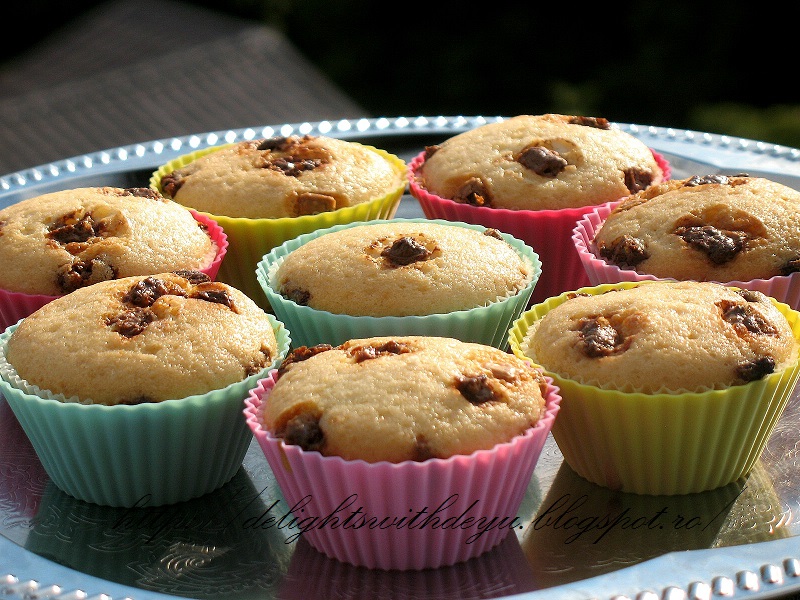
[0,0,366,175]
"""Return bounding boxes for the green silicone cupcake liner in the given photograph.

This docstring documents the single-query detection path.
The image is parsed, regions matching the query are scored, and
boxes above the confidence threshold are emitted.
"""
[508,281,800,495]
[256,218,542,350]
[0,316,291,507]
[150,144,407,310]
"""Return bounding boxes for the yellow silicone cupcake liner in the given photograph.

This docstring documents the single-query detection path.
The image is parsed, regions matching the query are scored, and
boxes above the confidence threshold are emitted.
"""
[150,144,407,309]
[508,281,800,495]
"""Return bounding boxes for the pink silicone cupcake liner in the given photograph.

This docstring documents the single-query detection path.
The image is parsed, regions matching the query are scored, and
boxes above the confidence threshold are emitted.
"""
[0,210,228,332]
[407,150,671,305]
[573,202,800,310]
[244,370,561,571]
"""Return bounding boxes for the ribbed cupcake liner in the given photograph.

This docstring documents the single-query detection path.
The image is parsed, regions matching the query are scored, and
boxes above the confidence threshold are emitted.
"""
[508,281,800,495]
[573,202,800,310]
[244,370,561,570]
[407,149,671,305]
[151,144,407,310]
[0,317,291,508]
[255,218,541,350]
[0,210,228,332]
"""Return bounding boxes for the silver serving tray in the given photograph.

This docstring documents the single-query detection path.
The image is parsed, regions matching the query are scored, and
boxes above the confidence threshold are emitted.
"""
[2,116,800,600]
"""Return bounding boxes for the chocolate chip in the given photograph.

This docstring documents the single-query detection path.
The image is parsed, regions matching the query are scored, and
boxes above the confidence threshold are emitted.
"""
[455,374,498,404]
[381,236,431,267]
[598,235,649,268]
[191,287,235,309]
[718,300,779,335]
[423,145,440,160]
[453,177,492,207]
[683,175,730,187]
[160,172,185,197]
[483,228,504,240]
[412,434,436,461]
[172,270,211,284]
[47,211,100,244]
[349,340,411,362]
[294,192,336,216]
[267,157,325,177]
[0,220,5,237]
[120,187,163,200]
[623,168,654,194]
[569,116,611,129]
[244,344,273,377]
[735,356,776,382]
[283,287,311,306]
[674,225,744,264]
[780,258,800,276]
[256,136,290,151]
[579,316,625,357]
[282,412,325,452]
[124,276,178,307]
[106,307,156,337]
[517,145,568,178]
[56,258,118,293]
[736,289,764,302]
[277,344,334,378]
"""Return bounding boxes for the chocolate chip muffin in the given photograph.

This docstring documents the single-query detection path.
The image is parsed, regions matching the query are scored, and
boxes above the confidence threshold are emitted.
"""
[415,114,666,211]
[521,280,799,393]
[5,270,279,405]
[592,174,800,282]
[157,135,407,219]
[261,335,548,463]
[0,187,219,296]
[272,220,536,317]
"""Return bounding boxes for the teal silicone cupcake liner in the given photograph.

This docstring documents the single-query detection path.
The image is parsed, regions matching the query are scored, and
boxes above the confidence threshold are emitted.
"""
[0,317,291,508]
[255,218,542,350]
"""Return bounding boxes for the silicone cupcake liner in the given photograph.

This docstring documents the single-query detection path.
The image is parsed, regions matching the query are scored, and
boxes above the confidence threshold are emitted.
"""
[573,202,800,310]
[508,281,800,495]
[255,218,541,350]
[151,144,407,309]
[0,209,228,332]
[407,149,671,305]
[244,370,561,570]
[0,317,291,508]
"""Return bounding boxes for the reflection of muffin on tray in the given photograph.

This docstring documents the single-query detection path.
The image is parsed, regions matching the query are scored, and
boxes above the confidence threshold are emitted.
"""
[408,114,670,303]
[245,335,561,569]
[0,186,226,330]
[520,461,751,590]
[0,271,290,507]
[151,135,407,308]
[510,280,800,495]
[279,531,538,600]
[0,399,48,520]
[26,471,293,597]
[575,174,800,309]
[257,218,540,349]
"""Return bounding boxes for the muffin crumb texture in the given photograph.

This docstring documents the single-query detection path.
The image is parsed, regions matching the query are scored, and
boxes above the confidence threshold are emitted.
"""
[0,187,216,295]
[5,271,278,404]
[522,281,799,392]
[275,222,534,316]
[593,175,800,281]
[418,114,664,211]
[159,135,405,219]
[263,335,547,462]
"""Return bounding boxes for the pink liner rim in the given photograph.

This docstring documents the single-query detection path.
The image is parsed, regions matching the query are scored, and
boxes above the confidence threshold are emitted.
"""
[406,148,672,217]
[244,369,561,469]
[572,202,800,290]
[190,209,229,278]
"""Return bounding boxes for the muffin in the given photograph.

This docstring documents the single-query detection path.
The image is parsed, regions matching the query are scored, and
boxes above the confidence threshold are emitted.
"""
[407,114,670,303]
[0,186,227,330]
[151,135,407,308]
[509,280,800,495]
[575,174,800,309]
[244,335,561,569]
[0,270,290,507]
[256,218,541,349]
